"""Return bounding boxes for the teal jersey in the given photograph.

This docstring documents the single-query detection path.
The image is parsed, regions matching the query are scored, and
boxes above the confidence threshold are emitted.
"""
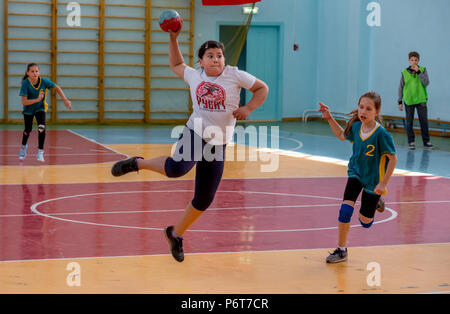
[345,121,396,195]
[19,77,56,115]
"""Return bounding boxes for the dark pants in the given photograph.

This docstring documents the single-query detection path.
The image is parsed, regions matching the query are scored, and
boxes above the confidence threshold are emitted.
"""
[164,127,225,211]
[22,112,46,149]
[343,177,380,219]
[404,103,430,145]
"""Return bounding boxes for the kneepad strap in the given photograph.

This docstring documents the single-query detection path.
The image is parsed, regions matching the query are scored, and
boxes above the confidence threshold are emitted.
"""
[338,203,354,223]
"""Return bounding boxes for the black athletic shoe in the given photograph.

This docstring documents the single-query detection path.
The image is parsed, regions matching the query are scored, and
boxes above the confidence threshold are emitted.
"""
[111,156,142,177]
[326,247,348,263]
[164,226,184,262]
[376,196,385,213]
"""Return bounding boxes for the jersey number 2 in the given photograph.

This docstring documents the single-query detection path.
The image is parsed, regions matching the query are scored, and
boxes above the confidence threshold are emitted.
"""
[366,145,375,157]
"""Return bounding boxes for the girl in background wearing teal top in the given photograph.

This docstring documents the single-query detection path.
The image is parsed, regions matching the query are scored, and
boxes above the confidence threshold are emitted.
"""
[19,63,72,161]
[319,91,397,263]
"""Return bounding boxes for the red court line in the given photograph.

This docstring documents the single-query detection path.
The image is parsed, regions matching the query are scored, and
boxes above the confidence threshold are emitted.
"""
[0,130,125,166]
[0,177,449,261]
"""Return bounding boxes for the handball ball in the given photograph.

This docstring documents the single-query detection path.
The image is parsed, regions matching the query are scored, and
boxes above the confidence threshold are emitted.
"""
[159,10,182,32]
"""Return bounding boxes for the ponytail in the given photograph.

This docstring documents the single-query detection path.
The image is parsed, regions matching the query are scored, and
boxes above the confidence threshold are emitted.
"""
[344,109,359,137]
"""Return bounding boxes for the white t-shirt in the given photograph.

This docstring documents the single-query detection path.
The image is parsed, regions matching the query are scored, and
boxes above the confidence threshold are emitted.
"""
[184,65,257,145]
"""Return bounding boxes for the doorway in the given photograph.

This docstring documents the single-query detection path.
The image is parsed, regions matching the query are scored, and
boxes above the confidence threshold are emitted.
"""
[219,24,281,121]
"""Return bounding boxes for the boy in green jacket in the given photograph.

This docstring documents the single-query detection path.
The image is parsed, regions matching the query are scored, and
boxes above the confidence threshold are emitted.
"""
[398,51,433,150]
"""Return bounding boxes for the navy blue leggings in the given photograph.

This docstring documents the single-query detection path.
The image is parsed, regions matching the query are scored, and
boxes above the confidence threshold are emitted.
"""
[165,127,225,211]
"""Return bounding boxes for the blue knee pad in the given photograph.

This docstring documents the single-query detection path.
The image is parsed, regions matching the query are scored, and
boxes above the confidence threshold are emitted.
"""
[338,203,354,223]
[359,218,374,228]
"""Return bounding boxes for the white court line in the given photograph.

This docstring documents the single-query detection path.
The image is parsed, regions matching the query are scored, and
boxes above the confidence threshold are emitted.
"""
[0,144,73,150]
[30,189,398,233]
[2,203,342,217]
[0,130,126,165]
[5,199,448,218]
[66,129,128,158]
[231,128,303,151]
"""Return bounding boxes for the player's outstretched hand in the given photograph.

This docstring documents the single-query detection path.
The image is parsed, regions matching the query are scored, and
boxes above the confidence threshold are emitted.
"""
[64,99,72,110]
[318,102,332,120]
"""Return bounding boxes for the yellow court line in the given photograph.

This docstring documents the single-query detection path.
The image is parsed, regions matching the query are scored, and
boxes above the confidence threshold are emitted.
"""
[0,243,449,294]
[0,144,349,185]
[0,143,425,186]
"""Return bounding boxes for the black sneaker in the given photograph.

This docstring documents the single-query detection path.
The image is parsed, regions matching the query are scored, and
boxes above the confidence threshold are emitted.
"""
[376,196,385,213]
[164,226,184,262]
[424,143,434,150]
[111,156,142,177]
[408,143,416,150]
[326,247,348,263]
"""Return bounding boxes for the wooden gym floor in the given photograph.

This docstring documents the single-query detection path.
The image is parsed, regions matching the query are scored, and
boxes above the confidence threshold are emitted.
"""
[0,123,449,294]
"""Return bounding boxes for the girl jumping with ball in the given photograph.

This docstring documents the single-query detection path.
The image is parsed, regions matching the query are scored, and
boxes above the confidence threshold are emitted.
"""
[111,25,269,262]
[319,91,397,263]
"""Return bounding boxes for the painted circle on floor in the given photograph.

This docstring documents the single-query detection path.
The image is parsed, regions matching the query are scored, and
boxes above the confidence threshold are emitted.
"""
[30,190,398,232]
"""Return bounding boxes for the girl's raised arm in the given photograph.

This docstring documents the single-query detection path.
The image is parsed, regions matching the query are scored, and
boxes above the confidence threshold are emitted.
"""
[168,28,187,79]
[319,102,346,141]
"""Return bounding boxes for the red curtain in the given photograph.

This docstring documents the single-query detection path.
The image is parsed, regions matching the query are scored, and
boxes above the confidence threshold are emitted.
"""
[202,0,260,5]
